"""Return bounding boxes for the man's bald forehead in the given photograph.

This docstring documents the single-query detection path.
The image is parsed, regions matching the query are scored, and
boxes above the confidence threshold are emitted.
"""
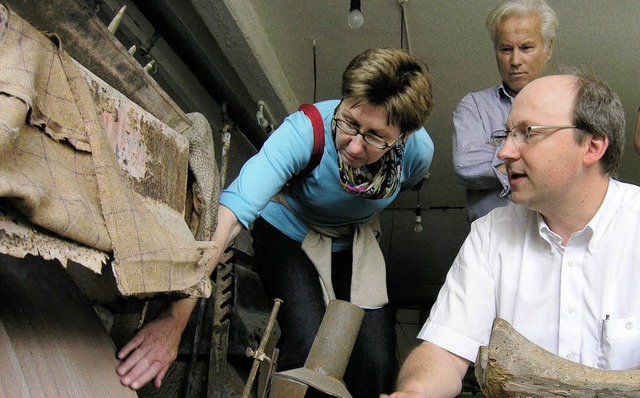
[518,75,578,100]
[508,74,578,126]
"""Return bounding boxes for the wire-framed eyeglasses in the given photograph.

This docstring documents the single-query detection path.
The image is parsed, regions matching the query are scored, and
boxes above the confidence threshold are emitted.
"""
[489,125,578,147]
[333,117,403,150]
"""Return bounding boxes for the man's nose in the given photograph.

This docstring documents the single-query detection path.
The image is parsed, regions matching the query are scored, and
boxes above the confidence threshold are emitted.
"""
[510,49,523,66]
[497,135,519,161]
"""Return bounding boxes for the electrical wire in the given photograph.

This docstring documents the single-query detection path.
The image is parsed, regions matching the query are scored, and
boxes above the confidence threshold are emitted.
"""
[399,1,412,55]
[312,38,317,103]
[400,4,405,50]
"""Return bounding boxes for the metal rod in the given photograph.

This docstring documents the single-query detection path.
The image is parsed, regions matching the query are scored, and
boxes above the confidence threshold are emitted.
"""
[184,104,235,396]
[107,5,127,34]
[219,102,234,188]
[219,126,232,188]
[143,59,156,73]
[181,298,207,398]
[242,298,283,398]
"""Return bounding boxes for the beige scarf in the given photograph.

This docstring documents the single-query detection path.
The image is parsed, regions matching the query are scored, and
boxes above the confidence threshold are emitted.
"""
[273,193,388,308]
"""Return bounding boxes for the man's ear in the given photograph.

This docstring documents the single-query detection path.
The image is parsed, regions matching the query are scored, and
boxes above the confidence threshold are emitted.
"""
[584,133,608,167]
[546,39,555,59]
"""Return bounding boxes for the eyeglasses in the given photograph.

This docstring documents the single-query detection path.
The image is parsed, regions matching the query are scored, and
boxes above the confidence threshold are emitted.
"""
[333,117,403,150]
[489,125,577,147]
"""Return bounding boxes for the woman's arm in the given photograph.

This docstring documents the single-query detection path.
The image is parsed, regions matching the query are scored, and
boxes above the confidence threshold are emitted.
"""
[205,205,244,273]
[117,205,242,390]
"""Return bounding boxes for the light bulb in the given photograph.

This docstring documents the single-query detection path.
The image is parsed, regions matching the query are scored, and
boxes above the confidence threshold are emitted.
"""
[347,9,364,29]
[414,215,423,233]
[413,207,423,233]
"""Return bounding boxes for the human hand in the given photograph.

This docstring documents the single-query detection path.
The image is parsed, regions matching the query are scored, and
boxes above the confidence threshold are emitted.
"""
[116,312,184,390]
[380,392,427,398]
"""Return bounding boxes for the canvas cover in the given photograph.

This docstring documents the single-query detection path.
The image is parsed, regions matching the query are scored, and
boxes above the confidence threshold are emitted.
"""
[0,4,216,297]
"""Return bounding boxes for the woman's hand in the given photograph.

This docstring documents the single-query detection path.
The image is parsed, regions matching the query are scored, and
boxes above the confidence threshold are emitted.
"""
[116,299,196,389]
[380,392,427,398]
[116,313,182,389]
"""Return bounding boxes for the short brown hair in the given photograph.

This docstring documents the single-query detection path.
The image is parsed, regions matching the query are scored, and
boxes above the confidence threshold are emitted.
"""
[571,71,626,176]
[341,48,434,135]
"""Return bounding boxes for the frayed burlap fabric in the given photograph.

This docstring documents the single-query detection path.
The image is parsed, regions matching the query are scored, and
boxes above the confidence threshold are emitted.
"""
[0,5,215,297]
[184,112,220,242]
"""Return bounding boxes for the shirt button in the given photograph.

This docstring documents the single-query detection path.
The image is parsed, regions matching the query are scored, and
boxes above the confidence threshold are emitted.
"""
[626,322,634,330]
[567,306,575,313]
[566,353,573,360]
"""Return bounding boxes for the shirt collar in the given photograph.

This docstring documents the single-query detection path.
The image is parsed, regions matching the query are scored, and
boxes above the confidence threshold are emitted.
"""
[584,178,620,253]
[537,214,562,254]
[497,83,516,103]
[537,178,618,255]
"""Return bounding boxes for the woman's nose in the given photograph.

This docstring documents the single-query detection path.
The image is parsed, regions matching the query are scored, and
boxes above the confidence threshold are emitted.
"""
[348,133,367,153]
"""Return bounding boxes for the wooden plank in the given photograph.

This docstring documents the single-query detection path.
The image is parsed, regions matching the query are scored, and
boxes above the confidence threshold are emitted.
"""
[4,0,191,133]
[0,253,137,397]
[0,318,30,397]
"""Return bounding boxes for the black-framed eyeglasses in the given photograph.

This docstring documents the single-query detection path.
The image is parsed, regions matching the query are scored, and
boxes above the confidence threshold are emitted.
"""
[489,124,577,147]
[333,117,403,150]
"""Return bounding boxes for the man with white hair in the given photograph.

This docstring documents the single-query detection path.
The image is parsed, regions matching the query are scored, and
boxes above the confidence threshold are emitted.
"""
[453,0,558,223]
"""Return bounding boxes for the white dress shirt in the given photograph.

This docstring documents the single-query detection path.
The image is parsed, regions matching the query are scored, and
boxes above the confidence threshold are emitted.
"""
[419,179,640,370]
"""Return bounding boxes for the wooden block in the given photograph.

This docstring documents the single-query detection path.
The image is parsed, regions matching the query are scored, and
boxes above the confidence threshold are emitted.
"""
[476,318,640,397]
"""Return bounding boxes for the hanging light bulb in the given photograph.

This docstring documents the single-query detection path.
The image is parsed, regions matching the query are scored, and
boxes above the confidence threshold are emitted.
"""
[414,206,423,233]
[412,179,425,233]
[348,0,364,29]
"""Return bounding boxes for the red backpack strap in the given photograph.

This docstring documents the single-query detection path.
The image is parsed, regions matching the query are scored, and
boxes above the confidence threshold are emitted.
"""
[297,103,325,176]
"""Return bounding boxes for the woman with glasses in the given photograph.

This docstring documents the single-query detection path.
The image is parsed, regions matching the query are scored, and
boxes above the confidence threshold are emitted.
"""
[234,47,434,397]
[118,47,434,398]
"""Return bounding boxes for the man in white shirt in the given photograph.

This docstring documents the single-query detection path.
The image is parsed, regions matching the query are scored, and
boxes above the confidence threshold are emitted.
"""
[384,71,639,398]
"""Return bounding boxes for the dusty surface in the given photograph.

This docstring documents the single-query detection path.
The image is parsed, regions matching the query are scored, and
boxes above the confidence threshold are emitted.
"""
[0,253,136,397]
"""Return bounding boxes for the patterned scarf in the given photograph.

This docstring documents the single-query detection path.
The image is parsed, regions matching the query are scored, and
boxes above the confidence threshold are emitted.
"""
[336,133,404,200]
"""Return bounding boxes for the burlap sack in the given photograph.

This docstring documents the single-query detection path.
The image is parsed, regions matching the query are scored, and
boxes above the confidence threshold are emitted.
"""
[0,4,215,297]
